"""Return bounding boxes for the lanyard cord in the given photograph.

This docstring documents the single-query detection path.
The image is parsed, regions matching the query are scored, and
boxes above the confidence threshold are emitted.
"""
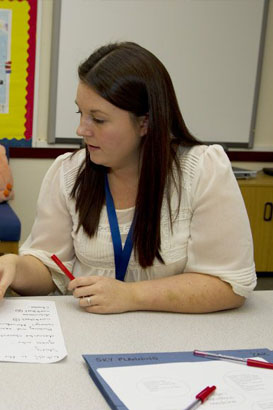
[104,173,134,281]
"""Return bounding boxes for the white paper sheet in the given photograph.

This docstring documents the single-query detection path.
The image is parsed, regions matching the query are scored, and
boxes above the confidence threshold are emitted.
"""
[98,359,273,410]
[0,299,67,363]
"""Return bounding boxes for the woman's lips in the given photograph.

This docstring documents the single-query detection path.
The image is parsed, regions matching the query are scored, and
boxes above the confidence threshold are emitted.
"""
[88,144,100,151]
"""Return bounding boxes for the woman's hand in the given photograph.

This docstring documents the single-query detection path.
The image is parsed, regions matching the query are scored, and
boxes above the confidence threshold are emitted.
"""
[68,276,136,314]
[0,254,19,299]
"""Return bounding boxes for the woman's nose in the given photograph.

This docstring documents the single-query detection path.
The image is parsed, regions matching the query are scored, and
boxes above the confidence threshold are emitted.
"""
[76,117,93,138]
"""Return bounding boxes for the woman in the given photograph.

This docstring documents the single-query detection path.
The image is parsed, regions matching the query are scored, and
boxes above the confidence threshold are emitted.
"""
[0,42,256,313]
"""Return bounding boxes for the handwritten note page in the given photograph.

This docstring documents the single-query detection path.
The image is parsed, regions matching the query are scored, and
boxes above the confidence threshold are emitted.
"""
[98,360,273,410]
[0,299,67,363]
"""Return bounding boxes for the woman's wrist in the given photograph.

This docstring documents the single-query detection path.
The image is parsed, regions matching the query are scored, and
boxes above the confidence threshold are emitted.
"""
[0,253,19,271]
[7,254,20,288]
[126,282,144,311]
[0,253,20,297]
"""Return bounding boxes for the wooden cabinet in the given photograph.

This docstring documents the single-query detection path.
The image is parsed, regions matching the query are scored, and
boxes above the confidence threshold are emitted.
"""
[238,173,273,272]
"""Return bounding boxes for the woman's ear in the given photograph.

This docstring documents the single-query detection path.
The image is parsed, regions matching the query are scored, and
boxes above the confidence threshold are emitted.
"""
[139,114,149,137]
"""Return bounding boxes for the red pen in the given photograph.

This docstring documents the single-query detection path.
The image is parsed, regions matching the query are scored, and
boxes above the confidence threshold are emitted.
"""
[184,386,216,410]
[51,254,75,281]
[194,350,273,370]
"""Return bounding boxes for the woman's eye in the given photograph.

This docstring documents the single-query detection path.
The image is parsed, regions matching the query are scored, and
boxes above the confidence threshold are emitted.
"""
[75,110,104,124]
[93,118,105,124]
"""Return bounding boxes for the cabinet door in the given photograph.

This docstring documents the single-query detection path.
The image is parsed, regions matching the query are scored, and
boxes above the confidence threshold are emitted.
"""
[240,186,273,272]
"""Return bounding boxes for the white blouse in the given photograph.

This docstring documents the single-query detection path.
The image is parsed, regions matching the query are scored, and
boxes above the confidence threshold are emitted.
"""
[20,144,256,297]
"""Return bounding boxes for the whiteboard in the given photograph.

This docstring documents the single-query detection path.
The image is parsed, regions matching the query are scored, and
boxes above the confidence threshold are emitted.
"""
[48,0,268,148]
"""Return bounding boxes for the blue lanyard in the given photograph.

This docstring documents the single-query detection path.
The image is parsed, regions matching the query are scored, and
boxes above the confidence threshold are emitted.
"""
[104,173,134,281]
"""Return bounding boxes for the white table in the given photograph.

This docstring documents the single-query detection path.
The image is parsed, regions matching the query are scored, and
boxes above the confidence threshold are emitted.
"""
[1,291,273,410]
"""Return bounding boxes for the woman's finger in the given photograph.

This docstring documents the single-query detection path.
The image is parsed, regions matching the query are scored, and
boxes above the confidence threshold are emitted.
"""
[68,275,99,291]
[79,294,98,308]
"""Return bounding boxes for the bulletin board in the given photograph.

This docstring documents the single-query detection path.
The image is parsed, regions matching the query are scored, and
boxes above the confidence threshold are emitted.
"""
[0,0,38,148]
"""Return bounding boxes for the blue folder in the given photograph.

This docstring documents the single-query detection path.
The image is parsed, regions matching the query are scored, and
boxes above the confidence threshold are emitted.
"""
[83,348,273,410]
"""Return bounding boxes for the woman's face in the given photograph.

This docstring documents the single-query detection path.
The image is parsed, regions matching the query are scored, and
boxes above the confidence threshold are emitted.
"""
[76,82,147,172]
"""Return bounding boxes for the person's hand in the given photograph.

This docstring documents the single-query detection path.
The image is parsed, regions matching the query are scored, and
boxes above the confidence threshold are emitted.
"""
[68,276,136,314]
[0,254,19,299]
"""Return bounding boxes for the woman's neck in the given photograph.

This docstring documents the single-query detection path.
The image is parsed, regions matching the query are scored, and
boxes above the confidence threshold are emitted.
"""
[107,167,139,210]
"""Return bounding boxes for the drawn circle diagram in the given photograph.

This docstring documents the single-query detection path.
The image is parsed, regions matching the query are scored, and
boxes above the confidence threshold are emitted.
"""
[136,376,189,398]
[252,400,273,409]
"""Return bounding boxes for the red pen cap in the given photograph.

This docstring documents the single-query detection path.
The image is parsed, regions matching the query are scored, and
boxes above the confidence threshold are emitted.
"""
[247,359,273,370]
[196,386,216,403]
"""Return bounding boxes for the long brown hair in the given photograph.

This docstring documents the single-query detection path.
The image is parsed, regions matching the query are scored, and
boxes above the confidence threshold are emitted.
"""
[71,42,200,267]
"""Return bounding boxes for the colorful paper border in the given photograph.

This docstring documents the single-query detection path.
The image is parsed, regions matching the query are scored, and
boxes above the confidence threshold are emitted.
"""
[0,0,37,148]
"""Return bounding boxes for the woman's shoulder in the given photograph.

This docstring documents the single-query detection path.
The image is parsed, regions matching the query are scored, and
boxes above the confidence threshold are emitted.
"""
[42,149,85,196]
[178,144,229,177]
[38,149,85,198]
[61,149,85,169]
[180,143,227,161]
[60,149,86,191]
[47,149,85,173]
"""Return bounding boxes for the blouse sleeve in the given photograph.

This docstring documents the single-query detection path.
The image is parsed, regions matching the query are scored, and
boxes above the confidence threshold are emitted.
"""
[184,145,256,298]
[19,153,75,294]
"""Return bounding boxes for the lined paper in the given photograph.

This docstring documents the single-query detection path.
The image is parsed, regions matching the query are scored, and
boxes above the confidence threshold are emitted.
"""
[0,299,67,363]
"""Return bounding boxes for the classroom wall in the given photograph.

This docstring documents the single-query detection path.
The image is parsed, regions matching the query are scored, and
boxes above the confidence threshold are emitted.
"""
[9,0,273,244]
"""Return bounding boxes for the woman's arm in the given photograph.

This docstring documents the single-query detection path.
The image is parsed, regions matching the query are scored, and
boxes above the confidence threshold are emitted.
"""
[6,152,78,298]
[129,272,245,313]
[0,254,56,298]
[68,272,244,314]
